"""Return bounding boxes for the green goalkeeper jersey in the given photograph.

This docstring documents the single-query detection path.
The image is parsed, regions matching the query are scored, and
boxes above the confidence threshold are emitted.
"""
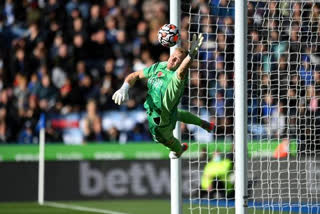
[143,61,187,126]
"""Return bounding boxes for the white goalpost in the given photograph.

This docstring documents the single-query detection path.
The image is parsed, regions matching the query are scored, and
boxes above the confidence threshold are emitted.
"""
[170,1,183,214]
[234,1,248,214]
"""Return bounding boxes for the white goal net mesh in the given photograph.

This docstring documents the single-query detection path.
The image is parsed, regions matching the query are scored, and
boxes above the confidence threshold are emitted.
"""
[181,0,320,213]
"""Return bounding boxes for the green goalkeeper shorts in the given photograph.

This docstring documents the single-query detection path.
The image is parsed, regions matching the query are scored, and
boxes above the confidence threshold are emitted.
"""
[147,115,175,144]
[147,115,182,153]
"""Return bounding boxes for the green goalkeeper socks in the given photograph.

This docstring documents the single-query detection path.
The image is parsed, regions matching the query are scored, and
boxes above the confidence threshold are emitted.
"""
[163,137,182,153]
[161,110,205,153]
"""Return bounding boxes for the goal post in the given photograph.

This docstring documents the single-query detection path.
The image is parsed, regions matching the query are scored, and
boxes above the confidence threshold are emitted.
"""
[170,1,183,214]
[234,0,248,214]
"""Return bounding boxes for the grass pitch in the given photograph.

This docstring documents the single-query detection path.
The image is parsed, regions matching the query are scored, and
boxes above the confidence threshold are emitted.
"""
[0,200,289,214]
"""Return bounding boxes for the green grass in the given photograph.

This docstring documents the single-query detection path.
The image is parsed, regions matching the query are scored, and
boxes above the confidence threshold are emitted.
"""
[0,200,289,214]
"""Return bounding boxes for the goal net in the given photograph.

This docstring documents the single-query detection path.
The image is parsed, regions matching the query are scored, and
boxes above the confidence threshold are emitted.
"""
[181,0,320,213]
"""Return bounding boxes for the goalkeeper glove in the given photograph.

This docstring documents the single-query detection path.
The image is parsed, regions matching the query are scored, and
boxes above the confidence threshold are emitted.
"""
[112,82,130,105]
[189,33,204,59]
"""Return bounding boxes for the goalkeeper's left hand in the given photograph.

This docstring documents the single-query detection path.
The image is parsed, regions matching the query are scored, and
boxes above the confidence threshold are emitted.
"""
[189,33,204,58]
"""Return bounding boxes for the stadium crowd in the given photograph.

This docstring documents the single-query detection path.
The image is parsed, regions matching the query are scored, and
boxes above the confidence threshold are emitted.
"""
[0,0,169,143]
[0,0,319,150]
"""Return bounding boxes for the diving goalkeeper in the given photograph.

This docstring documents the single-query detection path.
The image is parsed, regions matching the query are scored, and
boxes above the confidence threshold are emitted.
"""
[112,34,214,158]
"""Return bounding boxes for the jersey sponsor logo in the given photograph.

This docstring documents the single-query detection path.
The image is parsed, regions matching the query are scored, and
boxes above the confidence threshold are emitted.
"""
[149,75,164,90]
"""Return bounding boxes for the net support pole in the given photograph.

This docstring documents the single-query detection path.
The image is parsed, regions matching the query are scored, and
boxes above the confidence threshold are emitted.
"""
[38,126,45,205]
[234,0,248,214]
[170,1,182,214]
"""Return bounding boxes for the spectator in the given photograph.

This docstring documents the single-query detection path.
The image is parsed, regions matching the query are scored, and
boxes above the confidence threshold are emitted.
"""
[23,95,40,137]
[0,88,18,139]
[13,74,29,117]
[67,17,88,43]
[49,32,64,60]
[88,29,114,69]
[74,60,86,81]
[65,0,90,19]
[18,120,34,144]
[266,101,286,139]
[82,99,105,142]
[78,74,99,105]
[32,73,58,112]
[99,58,119,110]
[210,0,235,18]
[43,0,66,27]
[106,126,120,142]
[299,54,314,86]
[53,43,74,76]
[29,42,47,72]
[56,77,81,114]
[71,33,88,62]
[213,90,225,118]
[45,121,63,143]
[105,16,119,44]
[0,105,9,143]
[24,22,43,55]
[0,119,8,143]
[10,47,32,80]
[87,4,104,35]
[261,93,277,124]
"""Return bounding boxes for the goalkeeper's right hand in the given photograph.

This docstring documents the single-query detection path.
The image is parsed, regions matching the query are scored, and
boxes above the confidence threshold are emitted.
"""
[112,82,129,105]
[189,33,204,58]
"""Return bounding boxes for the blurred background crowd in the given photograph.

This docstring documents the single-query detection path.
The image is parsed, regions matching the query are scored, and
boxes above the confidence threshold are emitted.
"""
[0,0,319,150]
[0,0,169,143]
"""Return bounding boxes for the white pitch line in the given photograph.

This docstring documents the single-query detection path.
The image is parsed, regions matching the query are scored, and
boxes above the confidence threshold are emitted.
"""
[43,201,130,214]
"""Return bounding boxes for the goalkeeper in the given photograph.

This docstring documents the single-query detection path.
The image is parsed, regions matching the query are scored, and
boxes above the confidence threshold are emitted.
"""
[112,34,214,158]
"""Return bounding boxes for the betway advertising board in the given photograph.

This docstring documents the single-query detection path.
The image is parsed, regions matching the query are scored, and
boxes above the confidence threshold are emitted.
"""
[1,158,320,203]
[0,160,186,201]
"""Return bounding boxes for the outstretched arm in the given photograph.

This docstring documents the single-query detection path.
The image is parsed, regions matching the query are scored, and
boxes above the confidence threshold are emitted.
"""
[112,70,146,105]
[124,70,146,87]
[176,33,204,80]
